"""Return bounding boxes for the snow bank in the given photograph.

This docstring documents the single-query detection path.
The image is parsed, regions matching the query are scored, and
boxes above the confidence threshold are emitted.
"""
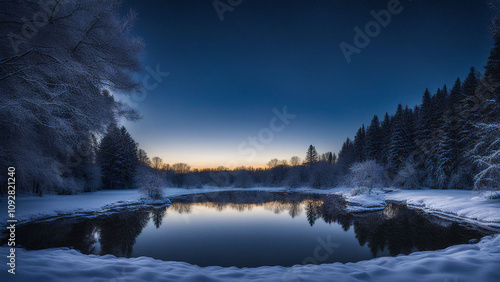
[303,187,500,225]
[0,190,171,228]
[1,234,499,282]
[385,189,500,225]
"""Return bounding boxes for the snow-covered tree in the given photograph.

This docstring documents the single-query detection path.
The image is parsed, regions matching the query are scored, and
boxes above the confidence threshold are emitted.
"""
[392,161,422,190]
[347,160,386,190]
[284,167,302,188]
[473,123,500,196]
[233,170,255,188]
[310,162,337,188]
[0,0,143,193]
[137,171,165,200]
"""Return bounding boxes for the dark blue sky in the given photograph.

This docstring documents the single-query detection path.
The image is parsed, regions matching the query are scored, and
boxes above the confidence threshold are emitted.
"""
[123,0,493,168]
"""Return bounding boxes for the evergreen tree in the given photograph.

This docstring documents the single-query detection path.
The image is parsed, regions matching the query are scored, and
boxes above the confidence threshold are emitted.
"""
[415,89,434,171]
[485,18,500,84]
[327,152,334,164]
[366,115,382,162]
[419,88,433,142]
[439,79,462,187]
[449,78,462,110]
[436,116,456,188]
[338,138,355,171]
[331,153,338,164]
[457,67,479,186]
[379,113,392,165]
[304,145,318,166]
[98,125,138,189]
[389,104,412,173]
[120,126,139,189]
[462,67,479,100]
[353,125,367,162]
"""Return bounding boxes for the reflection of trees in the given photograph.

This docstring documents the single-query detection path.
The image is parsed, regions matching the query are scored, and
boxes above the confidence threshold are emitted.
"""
[171,191,327,217]
[351,203,486,257]
[11,209,154,257]
[67,221,99,254]
[8,191,489,261]
[288,202,301,218]
[151,207,166,229]
[302,196,353,229]
[12,220,98,254]
[170,202,192,214]
[305,200,320,226]
[98,210,150,257]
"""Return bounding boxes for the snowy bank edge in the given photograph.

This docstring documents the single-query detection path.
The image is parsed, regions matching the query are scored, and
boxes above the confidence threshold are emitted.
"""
[3,186,500,229]
[0,196,172,229]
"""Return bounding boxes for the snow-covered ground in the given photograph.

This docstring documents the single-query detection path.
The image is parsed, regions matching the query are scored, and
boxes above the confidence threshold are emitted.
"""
[339,188,500,229]
[386,189,500,224]
[1,234,499,281]
[1,186,500,281]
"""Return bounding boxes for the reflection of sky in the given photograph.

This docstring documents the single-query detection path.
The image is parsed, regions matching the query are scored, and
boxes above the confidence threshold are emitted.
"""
[122,0,491,168]
[132,201,377,267]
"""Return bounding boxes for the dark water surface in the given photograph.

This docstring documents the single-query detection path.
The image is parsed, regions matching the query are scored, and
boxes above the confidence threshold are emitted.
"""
[1,191,492,267]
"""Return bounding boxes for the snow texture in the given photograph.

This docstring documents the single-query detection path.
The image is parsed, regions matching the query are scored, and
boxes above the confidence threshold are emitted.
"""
[1,234,499,281]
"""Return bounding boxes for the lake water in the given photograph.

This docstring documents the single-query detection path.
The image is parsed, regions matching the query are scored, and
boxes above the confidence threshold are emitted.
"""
[2,191,491,267]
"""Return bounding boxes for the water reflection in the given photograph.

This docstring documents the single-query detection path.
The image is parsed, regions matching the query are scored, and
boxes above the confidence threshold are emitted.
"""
[2,191,490,266]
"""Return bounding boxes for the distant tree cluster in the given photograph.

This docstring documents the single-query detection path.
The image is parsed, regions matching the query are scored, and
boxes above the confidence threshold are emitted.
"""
[140,145,342,190]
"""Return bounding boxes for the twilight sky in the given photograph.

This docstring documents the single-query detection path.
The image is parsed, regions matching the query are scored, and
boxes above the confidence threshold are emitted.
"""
[122,0,492,169]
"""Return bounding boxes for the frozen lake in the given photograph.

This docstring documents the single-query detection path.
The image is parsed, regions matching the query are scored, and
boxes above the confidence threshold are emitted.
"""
[3,191,491,267]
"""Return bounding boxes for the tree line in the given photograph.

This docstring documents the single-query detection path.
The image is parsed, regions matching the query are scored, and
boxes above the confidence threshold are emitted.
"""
[2,0,499,195]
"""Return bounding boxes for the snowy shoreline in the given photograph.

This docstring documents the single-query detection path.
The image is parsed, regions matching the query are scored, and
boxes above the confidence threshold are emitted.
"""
[2,186,500,228]
[1,187,500,281]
